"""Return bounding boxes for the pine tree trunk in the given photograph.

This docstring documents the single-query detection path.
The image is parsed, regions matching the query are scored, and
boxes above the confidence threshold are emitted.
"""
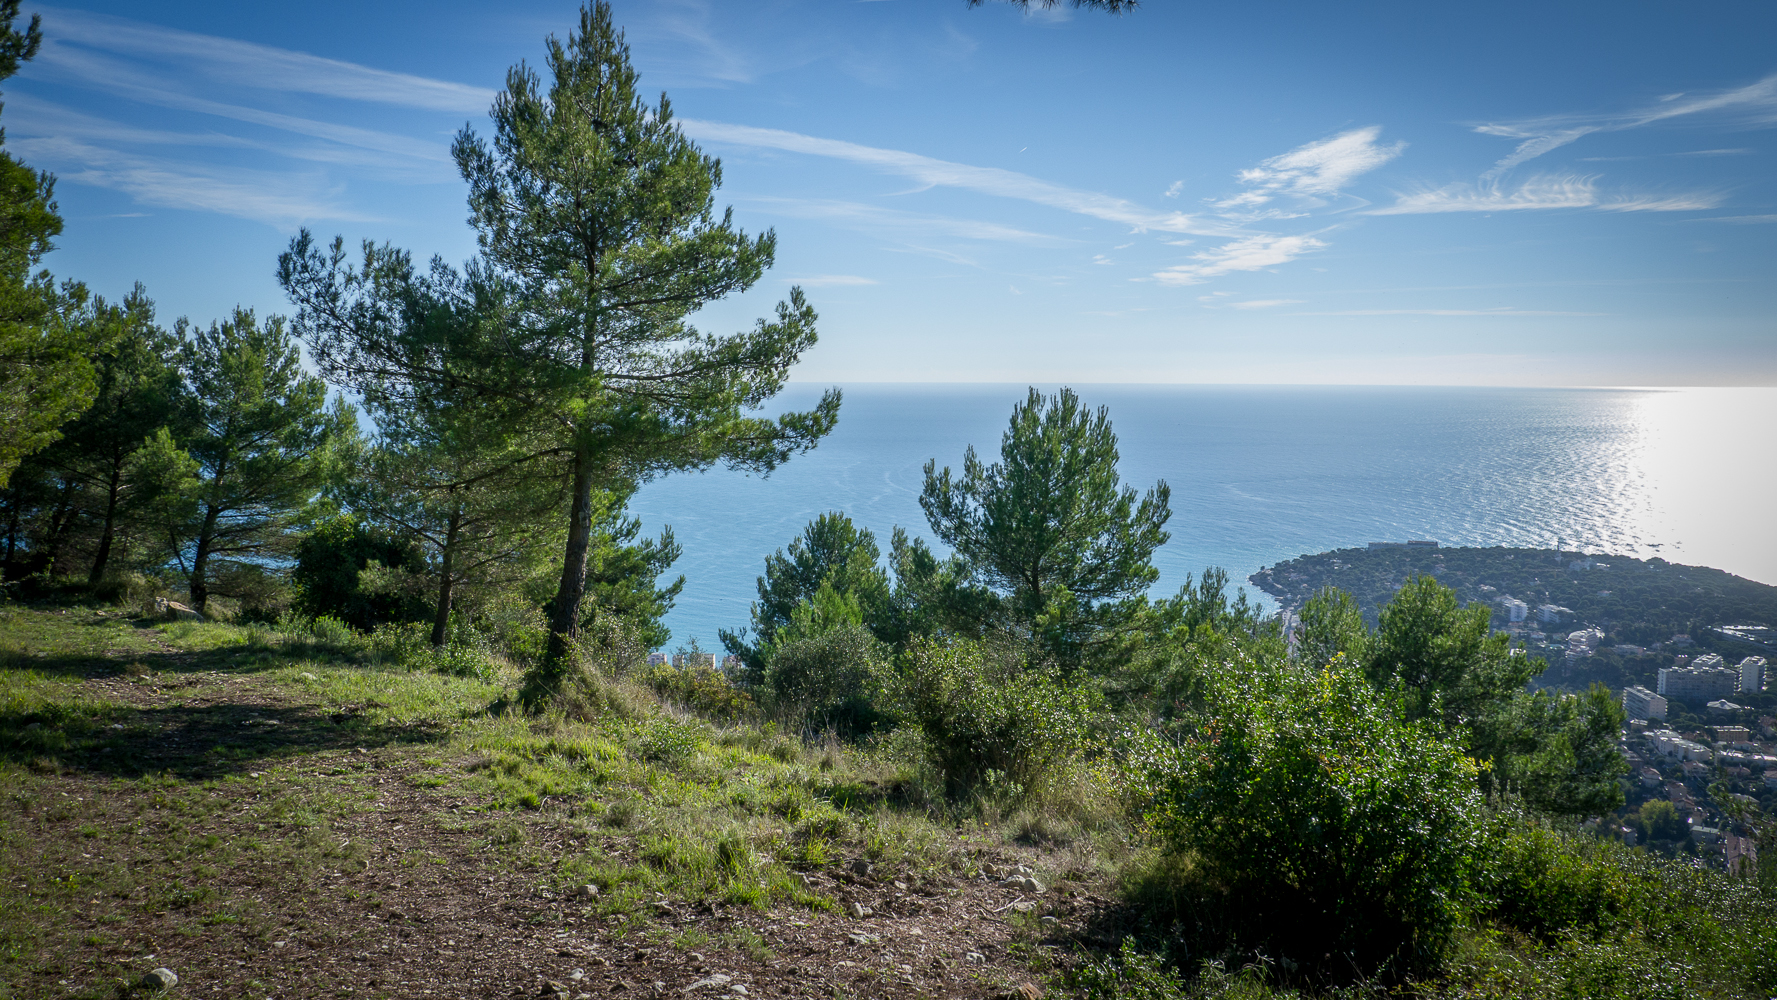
[188,503,220,612]
[431,508,461,648]
[45,477,78,577]
[88,460,124,586]
[2,502,18,579]
[540,448,597,687]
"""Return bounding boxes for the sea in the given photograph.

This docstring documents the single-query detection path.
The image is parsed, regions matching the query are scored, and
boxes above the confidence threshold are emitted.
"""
[628,385,1777,651]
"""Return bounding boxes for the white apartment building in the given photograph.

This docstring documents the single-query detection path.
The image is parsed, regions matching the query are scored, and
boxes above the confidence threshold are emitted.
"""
[1659,662,1740,704]
[1740,656,1767,694]
[1622,685,1667,721]
[1500,597,1528,623]
[1646,729,1712,762]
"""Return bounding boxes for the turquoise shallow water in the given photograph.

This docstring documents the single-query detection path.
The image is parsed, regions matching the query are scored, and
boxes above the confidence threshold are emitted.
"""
[628,384,1777,651]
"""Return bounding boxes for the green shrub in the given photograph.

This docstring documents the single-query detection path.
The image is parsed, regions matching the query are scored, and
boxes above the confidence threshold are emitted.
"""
[1137,661,1481,981]
[891,636,1097,799]
[1472,815,1649,942]
[760,620,885,736]
[638,659,754,720]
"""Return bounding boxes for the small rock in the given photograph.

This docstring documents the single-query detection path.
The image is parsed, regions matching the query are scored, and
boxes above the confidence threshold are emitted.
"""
[965,952,986,965]
[849,902,872,919]
[300,672,318,681]
[1001,876,1045,894]
[1040,916,1059,926]
[1015,864,1033,875]
[569,969,585,981]
[683,973,732,992]
[906,926,924,936]
[729,987,748,997]
[540,981,567,997]
[850,859,874,877]
[142,967,179,990]
[576,883,600,899]
[1008,901,1037,913]
[846,932,879,945]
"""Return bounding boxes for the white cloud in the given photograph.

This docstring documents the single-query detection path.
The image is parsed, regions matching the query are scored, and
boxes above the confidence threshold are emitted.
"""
[1296,308,1605,317]
[1698,214,1777,224]
[1371,174,1720,215]
[30,41,451,164]
[786,275,877,287]
[1163,180,1184,198]
[36,5,494,113]
[742,196,1071,245]
[11,135,376,226]
[1150,234,1327,285]
[1371,174,1599,214]
[6,93,442,176]
[1473,71,1777,174]
[1234,126,1405,202]
[1226,299,1303,309]
[680,119,1206,234]
[1598,193,1724,212]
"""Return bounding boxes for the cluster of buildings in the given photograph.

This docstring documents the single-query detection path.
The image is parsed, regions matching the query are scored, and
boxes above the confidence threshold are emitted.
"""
[1618,715,1776,873]
[1494,594,1575,627]
[1649,653,1766,707]
[646,651,744,672]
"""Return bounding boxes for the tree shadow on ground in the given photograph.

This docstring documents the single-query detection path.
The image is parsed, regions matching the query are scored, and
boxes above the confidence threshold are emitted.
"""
[2,626,452,780]
[1,697,449,780]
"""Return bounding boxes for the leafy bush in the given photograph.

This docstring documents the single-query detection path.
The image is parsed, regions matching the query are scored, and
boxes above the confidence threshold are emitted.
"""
[1137,661,1481,981]
[638,659,754,720]
[1471,815,1651,942]
[891,636,1097,799]
[291,514,427,630]
[761,620,885,736]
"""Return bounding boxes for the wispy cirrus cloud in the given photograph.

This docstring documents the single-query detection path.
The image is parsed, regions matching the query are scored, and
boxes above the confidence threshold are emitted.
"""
[1225,126,1404,208]
[11,135,376,226]
[1296,308,1605,317]
[741,196,1072,246]
[1150,234,1327,286]
[1370,173,1722,215]
[680,119,1206,234]
[785,274,878,287]
[1226,298,1303,309]
[10,8,492,225]
[31,39,452,165]
[1474,72,1777,175]
[36,5,494,113]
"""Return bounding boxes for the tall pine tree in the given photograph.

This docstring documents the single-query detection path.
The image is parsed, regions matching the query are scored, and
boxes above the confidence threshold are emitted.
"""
[164,309,348,613]
[281,3,837,703]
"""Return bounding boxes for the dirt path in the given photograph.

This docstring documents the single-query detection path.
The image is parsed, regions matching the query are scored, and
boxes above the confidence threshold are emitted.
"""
[2,624,1117,1000]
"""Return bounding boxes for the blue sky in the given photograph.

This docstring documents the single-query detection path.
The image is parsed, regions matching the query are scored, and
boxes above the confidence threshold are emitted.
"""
[11,0,1777,385]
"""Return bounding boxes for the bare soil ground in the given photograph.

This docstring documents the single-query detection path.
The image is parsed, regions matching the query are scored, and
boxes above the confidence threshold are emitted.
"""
[1,610,1127,1000]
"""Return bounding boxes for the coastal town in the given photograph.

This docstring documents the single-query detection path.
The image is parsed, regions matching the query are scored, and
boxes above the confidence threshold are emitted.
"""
[1257,543,1777,876]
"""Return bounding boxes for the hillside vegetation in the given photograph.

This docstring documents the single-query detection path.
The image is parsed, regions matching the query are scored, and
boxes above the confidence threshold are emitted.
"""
[4,3,1777,998]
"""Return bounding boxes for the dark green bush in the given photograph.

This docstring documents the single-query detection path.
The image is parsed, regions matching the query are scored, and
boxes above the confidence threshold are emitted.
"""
[291,514,427,631]
[891,636,1096,799]
[1471,816,1650,942]
[760,620,885,736]
[1137,662,1481,981]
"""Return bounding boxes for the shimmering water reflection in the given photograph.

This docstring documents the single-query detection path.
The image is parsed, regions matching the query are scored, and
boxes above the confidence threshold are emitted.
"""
[628,385,1777,649]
